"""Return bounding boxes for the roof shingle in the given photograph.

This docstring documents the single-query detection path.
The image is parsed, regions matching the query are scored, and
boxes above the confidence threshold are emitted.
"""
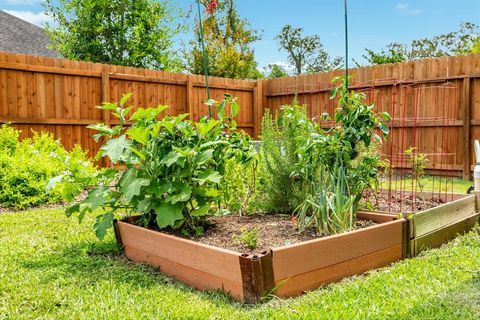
[0,10,59,58]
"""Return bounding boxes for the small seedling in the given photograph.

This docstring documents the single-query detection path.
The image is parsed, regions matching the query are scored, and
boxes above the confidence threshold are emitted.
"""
[232,227,259,250]
[405,147,430,194]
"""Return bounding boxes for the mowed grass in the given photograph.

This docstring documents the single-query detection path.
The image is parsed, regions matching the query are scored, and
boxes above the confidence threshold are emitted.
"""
[379,177,472,194]
[1,208,480,320]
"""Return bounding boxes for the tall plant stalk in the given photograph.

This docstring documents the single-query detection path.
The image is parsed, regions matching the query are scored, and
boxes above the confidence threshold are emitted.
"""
[196,0,212,117]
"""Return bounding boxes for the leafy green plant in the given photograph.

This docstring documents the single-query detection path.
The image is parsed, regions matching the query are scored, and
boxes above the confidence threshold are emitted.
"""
[222,157,259,215]
[258,102,316,213]
[295,164,355,236]
[0,125,96,209]
[232,226,259,250]
[405,147,430,193]
[50,94,254,239]
[294,77,390,236]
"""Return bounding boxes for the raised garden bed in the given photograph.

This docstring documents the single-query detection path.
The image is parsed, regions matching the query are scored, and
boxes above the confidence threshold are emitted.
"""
[114,213,406,303]
[363,190,479,257]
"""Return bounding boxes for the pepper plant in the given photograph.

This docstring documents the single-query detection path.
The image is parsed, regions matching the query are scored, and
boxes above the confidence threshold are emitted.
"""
[294,77,391,236]
[49,93,254,239]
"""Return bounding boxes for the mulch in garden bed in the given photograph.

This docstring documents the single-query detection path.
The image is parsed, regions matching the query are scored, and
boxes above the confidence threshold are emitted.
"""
[170,215,375,254]
[363,190,443,213]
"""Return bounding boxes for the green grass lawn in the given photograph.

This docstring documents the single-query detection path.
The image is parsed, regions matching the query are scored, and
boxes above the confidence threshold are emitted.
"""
[379,177,472,194]
[1,208,480,320]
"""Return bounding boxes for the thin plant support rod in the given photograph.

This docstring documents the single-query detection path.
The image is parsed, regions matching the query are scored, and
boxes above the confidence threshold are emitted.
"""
[344,0,349,90]
[197,0,212,117]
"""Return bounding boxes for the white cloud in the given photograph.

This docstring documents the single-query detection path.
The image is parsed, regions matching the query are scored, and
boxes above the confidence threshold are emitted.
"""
[3,10,52,26]
[394,3,422,15]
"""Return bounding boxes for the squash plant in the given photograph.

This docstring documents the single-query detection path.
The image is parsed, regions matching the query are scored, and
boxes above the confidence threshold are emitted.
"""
[50,94,254,239]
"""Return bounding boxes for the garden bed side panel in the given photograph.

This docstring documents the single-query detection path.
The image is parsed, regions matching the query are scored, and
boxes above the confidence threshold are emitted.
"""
[116,221,245,300]
[270,219,405,297]
[409,194,478,256]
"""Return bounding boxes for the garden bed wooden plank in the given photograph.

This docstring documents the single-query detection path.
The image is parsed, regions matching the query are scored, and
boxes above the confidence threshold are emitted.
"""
[274,243,403,297]
[357,211,398,223]
[271,219,404,281]
[410,194,476,238]
[117,221,242,283]
[124,245,244,299]
[411,212,480,255]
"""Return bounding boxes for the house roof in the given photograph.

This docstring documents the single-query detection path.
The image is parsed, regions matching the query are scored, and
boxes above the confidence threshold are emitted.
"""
[0,10,59,58]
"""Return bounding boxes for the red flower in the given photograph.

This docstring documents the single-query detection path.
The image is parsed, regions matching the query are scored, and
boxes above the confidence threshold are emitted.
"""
[206,0,217,14]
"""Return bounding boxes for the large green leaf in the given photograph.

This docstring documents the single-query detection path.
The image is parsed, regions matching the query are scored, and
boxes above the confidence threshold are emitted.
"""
[120,93,133,106]
[161,151,183,167]
[195,169,222,185]
[119,168,137,191]
[231,100,240,118]
[124,178,150,202]
[100,135,132,164]
[84,187,109,211]
[130,105,169,121]
[154,203,184,228]
[94,212,114,240]
[190,204,210,217]
[166,185,192,204]
[194,149,213,166]
[126,127,149,145]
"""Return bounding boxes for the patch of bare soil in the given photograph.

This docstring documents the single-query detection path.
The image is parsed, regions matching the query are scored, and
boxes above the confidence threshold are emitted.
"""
[363,190,443,213]
[178,215,375,254]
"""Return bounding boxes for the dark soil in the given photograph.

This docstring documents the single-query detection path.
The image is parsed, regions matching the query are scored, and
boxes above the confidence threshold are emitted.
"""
[363,190,444,213]
[174,215,375,254]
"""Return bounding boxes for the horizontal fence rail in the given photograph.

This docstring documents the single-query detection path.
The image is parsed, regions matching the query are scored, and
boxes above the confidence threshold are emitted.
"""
[0,51,479,177]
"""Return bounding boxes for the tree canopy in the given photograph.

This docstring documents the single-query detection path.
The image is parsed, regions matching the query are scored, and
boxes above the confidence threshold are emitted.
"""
[44,0,182,70]
[275,25,343,75]
[362,22,480,65]
[184,0,261,79]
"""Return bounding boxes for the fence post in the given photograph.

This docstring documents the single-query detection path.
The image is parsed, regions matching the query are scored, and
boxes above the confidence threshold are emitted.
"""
[101,72,111,167]
[463,77,472,180]
[186,75,194,121]
[101,72,111,125]
[253,80,264,139]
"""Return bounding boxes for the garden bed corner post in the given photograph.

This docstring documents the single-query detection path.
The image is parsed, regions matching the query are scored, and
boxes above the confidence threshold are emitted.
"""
[239,251,275,304]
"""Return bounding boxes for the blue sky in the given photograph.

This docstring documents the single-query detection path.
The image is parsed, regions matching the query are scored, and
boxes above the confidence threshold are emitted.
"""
[2,0,479,70]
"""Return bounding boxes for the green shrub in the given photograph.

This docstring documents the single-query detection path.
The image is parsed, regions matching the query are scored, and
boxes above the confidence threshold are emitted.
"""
[257,102,316,213]
[0,125,97,209]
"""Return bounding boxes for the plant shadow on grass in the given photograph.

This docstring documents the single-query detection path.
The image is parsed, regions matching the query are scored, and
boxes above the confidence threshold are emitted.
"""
[399,275,480,319]
[19,239,256,308]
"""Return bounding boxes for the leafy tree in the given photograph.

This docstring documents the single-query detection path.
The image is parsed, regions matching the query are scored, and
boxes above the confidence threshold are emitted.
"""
[362,22,480,65]
[44,0,182,70]
[307,50,344,73]
[469,37,480,54]
[184,0,261,79]
[264,63,288,78]
[275,24,343,75]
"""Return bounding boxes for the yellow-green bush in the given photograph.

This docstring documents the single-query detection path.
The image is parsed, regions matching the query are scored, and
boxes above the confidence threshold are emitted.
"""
[0,124,97,209]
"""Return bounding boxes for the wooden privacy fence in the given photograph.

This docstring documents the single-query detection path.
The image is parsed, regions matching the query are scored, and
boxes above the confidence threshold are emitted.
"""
[0,51,480,178]
[0,51,257,162]
[263,54,480,179]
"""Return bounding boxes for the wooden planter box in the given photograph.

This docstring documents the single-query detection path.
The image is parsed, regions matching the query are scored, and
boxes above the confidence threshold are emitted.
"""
[364,192,479,257]
[114,214,406,303]
[407,194,479,256]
